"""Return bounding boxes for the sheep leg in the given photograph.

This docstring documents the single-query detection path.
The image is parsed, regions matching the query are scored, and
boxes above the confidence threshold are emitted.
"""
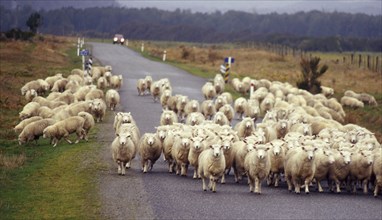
[121,162,126,176]
[117,161,122,175]
[274,173,280,187]
[266,173,273,186]
[335,180,342,193]
[374,184,380,197]
[211,178,217,193]
[202,177,207,191]
[285,174,292,192]
[304,179,311,194]
[317,180,324,192]
[142,160,147,173]
[125,161,131,169]
[193,169,198,179]
[293,178,300,194]
[249,177,254,193]
[255,177,261,194]
[181,163,187,176]
[362,179,368,194]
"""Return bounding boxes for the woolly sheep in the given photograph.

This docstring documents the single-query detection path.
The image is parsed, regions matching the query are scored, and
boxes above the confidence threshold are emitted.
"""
[184,99,200,117]
[110,75,123,90]
[250,87,268,102]
[219,104,234,124]
[19,102,40,120]
[341,96,364,108]
[245,99,260,121]
[21,79,49,95]
[244,145,271,194]
[349,150,373,194]
[71,68,84,77]
[162,129,180,172]
[289,122,312,136]
[160,89,172,110]
[171,132,192,176]
[144,75,153,92]
[66,100,92,116]
[325,98,346,118]
[266,139,285,187]
[201,100,216,120]
[214,74,225,94]
[372,147,382,197]
[138,133,162,173]
[188,136,207,179]
[14,116,43,134]
[113,112,137,131]
[42,116,85,147]
[111,129,136,175]
[221,92,233,105]
[105,89,120,111]
[18,119,56,145]
[160,110,178,126]
[328,150,352,193]
[201,82,216,100]
[176,95,189,121]
[45,73,63,89]
[359,93,378,106]
[37,106,54,118]
[212,111,229,126]
[51,78,68,93]
[232,137,256,183]
[77,111,95,141]
[232,78,246,96]
[89,98,107,122]
[260,94,275,116]
[32,96,67,109]
[52,91,77,104]
[167,94,180,112]
[97,76,108,90]
[25,89,37,102]
[214,95,228,112]
[117,123,140,169]
[198,141,226,192]
[320,85,334,97]
[137,79,147,96]
[85,88,104,101]
[67,74,84,85]
[219,134,236,184]
[234,117,255,140]
[313,148,335,192]
[150,81,161,102]
[234,97,248,120]
[185,112,205,126]
[284,145,318,194]
[74,85,94,101]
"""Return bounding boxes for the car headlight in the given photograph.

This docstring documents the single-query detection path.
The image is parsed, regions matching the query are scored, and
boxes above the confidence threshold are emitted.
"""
[120,38,125,42]
[113,37,118,41]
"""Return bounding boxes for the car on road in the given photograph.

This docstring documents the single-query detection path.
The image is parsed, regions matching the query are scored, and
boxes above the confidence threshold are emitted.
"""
[113,34,125,45]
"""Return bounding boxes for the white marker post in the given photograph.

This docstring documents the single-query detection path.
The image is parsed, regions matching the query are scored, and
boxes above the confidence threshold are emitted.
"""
[77,38,80,56]
[82,55,85,71]
[163,50,167,61]
[125,39,129,46]
[141,43,144,52]
[250,80,255,98]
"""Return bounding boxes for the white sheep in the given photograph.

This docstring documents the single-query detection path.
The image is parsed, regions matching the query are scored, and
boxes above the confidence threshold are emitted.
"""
[328,149,352,193]
[201,100,216,120]
[25,89,38,102]
[137,78,147,96]
[162,129,180,173]
[214,95,228,112]
[70,68,84,77]
[266,139,285,187]
[110,75,123,90]
[160,89,172,110]
[198,141,226,192]
[32,96,67,109]
[221,92,233,105]
[372,147,382,197]
[220,134,237,184]
[51,78,68,93]
[245,99,260,121]
[212,111,229,126]
[14,116,43,134]
[77,111,95,141]
[185,112,205,126]
[45,73,63,89]
[320,85,334,97]
[150,81,161,102]
[284,145,318,194]
[18,119,56,145]
[218,104,234,124]
[138,133,163,173]
[21,79,49,95]
[349,150,373,194]
[73,85,94,101]
[234,97,248,120]
[105,89,120,111]
[37,106,54,118]
[313,148,335,192]
[176,95,189,121]
[113,112,137,131]
[89,98,106,122]
[166,94,180,112]
[111,129,136,175]
[244,144,271,194]
[42,116,85,147]
[188,136,207,179]
[234,117,255,140]
[341,96,364,108]
[184,99,200,117]
[289,122,312,136]
[160,110,178,126]
[359,93,378,106]
[214,74,225,94]
[232,137,256,183]
[260,93,275,116]
[201,82,217,100]
[97,76,108,90]
[171,132,192,176]
[19,102,40,120]
[64,79,80,93]
[85,88,104,101]
[144,75,153,92]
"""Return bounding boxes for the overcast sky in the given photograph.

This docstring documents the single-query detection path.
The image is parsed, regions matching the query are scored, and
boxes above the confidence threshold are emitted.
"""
[117,0,382,15]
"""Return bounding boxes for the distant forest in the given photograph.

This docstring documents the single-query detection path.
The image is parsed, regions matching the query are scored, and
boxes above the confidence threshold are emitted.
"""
[1,6,381,52]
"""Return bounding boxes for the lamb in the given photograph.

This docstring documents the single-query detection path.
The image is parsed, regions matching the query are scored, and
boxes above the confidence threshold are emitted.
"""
[51,78,68,93]
[372,147,382,197]
[25,89,38,102]
[218,104,234,124]
[137,79,147,96]
[212,112,230,126]
[42,116,85,147]
[105,89,120,111]
[85,88,104,101]
[234,97,248,120]
[111,129,136,175]
[313,148,335,192]
[185,112,205,126]
[266,139,285,187]
[320,85,334,97]
[188,136,207,179]
[201,100,216,120]
[244,145,271,194]
[89,98,107,122]
[171,132,192,176]
[18,119,56,145]
[284,145,318,194]
[160,89,172,110]
[110,75,123,90]
[197,141,226,192]
[14,116,43,134]
[234,117,255,140]
[138,133,163,173]
[349,150,373,194]
[160,110,178,126]
[77,111,95,141]
[19,102,40,120]
[328,149,352,193]
[340,96,364,108]
[201,82,216,100]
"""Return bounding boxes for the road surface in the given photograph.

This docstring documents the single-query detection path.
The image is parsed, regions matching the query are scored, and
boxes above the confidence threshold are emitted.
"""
[90,42,382,220]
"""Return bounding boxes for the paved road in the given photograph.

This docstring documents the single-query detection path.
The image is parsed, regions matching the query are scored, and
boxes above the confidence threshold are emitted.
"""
[90,42,382,220]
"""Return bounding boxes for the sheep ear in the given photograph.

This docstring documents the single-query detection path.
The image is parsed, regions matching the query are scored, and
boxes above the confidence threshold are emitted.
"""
[209,145,213,149]
[116,133,119,137]
[266,147,270,151]
[301,146,305,151]
[314,147,318,152]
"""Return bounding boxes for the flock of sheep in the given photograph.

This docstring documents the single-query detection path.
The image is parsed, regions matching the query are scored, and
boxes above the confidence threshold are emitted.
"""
[15,62,382,197]
[15,66,122,147]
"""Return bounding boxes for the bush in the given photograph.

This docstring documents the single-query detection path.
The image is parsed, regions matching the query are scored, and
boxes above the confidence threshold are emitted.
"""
[296,56,328,94]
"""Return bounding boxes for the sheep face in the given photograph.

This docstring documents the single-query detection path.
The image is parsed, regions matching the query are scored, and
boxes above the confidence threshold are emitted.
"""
[146,134,156,146]
[210,143,223,158]
[359,150,373,166]
[221,136,234,151]
[301,146,317,161]
[121,112,133,123]
[117,132,132,145]
[180,137,191,149]
[270,141,284,156]
[157,129,167,141]
[303,124,312,136]
[191,136,204,150]
[255,146,270,160]
[340,151,352,165]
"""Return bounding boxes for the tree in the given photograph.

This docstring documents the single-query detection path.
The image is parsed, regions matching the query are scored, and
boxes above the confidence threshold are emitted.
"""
[26,12,42,34]
[296,57,328,94]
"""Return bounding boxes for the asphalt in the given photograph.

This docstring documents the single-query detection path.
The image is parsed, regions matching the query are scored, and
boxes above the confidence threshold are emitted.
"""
[90,42,382,220]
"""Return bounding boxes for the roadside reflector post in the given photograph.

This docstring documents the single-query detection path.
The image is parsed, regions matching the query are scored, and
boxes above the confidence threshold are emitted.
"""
[125,39,129,46]
[141,42,144,52]
[163,50,167,61]
[250,80,255,98]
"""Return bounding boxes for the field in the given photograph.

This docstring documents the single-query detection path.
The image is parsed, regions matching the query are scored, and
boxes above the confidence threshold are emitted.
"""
[0,35,103,219]
[128,40,382,141]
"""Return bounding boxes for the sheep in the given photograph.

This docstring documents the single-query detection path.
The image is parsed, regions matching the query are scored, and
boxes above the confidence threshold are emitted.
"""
[111,129,136,175]
[250,87,268,102]
[325,98,346,118]
[328,149,353,193]
[104,71,112,85]
[289,122,312,136]
[113,112,137,131]
[341,96,364,108]
[313,148,335,192]
[201,100,216,120]
[162,129,180,173]
[198,141,226,192]
[14,116,43,134]
[349,150,373,194]
[85,88,104,101]
[219,134,236,184]
[234,97,248,120]
[51,78,68,93]
[260,93,275,116]
[232,78,246,96]
[45,73,63,89]
[244,145,271,194]
[160,110,178,126]
[18,119,56,145]
[105,89,120,111]
[201,82,216,100]
[185,112,205,126]
[232,137,257,183]
[42,116,85,147]
[212,111,230,126]
[344,90,360,99]
[214,95,228,112]
[21,79,49,95]
[245,99,260,121]
[284,145,318,194]
[73,85,94,101]
[53,91,77,104]
[372,147,382,197]
[97,77,108,90]
[218,104,234,124]
[167,94,180,112]
[138,133,162,173]
[266,139,285,187]
[77,111,95,141]
[150,81,161,102]
[184,99,200,117]
[171,132,192,176]
[176,95,189,121]
[234,117,255,140]
[144,75,153,92]
[188,136,207,179]
[19,102,40,120]
[67,74,84,86]
[110,75,123,90]
[71,68,84,77]
[37,106,54,118]
[137,79,147,96]
[214,74,225,95]
[89,98,106,123]
[242,76,252,94]
[320,85,334,97]
[25,89,38,102]
[32,96,67,109]
[221,92,233,105]
[160,89,172,110]
[359,93,378,106]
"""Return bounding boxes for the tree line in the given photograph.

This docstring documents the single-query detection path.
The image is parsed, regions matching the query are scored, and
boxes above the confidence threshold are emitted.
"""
[0,6,381,52]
